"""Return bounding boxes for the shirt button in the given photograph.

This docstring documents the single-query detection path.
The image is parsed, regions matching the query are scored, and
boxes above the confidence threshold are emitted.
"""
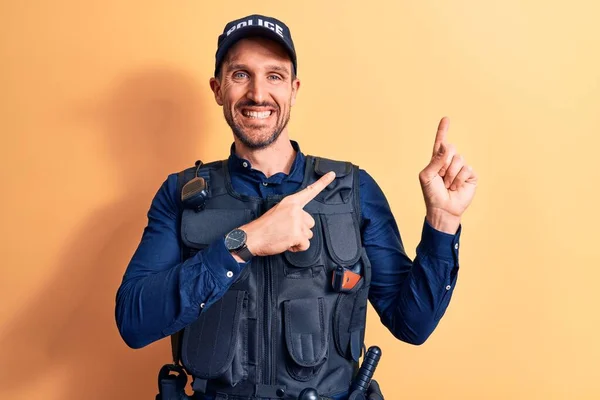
[200,303,205,308]
[262,182,268,186]
[454,243,459,250]
[242,161,248,168]
[226,271,234,278]
[446,285,452,290]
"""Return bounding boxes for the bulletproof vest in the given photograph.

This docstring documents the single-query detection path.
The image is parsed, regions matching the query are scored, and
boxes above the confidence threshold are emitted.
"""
[176,155,372,400]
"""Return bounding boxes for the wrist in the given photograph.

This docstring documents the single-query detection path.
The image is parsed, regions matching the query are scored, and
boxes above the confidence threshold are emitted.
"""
[239,223,259,256]
[426,209,461,234]
[224,226,254,262]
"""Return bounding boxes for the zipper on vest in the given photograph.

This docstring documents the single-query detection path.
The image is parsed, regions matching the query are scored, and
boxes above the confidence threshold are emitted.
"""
[261,199,279,386]
[263,257,272,384]
[264,199,280,386]
[270,257,277,385]
[258,200,276,386]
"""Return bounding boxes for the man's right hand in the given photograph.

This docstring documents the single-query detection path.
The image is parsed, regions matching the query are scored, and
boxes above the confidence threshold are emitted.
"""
[239,171,336,257]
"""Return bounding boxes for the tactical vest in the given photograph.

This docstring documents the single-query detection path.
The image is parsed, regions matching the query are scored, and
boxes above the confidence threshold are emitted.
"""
[175,155,372,400]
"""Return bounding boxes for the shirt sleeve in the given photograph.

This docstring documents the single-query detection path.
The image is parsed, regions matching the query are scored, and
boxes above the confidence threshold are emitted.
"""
[114,173,249,349]
[359,169,461,345]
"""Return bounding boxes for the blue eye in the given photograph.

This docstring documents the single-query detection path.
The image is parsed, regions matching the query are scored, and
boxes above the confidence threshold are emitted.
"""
[268,75,282,80]
[234,72,248,79]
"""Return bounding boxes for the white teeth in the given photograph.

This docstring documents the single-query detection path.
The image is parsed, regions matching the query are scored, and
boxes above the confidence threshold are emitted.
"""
[243,110,272,119]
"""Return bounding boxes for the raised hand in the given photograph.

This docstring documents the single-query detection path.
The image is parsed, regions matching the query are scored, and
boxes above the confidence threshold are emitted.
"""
[419,117,478,234]
[240,171,336,256]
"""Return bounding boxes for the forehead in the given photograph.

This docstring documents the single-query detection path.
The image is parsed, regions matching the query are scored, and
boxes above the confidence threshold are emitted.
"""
[224,37,292,72]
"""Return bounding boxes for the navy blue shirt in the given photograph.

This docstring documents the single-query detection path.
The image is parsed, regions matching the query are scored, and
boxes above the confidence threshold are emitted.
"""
[115,141,461,351]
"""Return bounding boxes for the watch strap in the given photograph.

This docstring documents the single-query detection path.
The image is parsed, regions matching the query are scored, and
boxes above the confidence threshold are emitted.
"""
[235,245,253,262]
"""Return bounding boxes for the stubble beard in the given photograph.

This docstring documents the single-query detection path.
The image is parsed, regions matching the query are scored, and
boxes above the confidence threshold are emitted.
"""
[224,102,291,150]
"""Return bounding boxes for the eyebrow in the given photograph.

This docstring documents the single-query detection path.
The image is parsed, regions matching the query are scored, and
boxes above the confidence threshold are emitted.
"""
[264,64,290,74]
[226,63,290,76]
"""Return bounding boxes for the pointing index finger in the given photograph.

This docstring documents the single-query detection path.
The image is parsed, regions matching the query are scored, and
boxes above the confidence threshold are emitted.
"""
[432,116,449,157]
[293,171,336,206]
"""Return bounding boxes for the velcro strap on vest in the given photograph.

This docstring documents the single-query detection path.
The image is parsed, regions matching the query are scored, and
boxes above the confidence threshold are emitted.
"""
[314,157,352,177]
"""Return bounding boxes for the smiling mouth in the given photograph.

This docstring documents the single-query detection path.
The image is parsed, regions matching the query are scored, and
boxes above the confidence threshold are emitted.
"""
[241,109,273,119]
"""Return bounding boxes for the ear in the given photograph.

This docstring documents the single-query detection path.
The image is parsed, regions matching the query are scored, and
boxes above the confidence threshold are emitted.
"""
[291,78,301,107]
[209,77,224,106]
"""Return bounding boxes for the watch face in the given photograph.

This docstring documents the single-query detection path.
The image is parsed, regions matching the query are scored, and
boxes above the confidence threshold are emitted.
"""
[225,229,246,251]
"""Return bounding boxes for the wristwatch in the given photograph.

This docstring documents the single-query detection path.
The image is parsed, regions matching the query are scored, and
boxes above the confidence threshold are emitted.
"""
[224,228,253,262]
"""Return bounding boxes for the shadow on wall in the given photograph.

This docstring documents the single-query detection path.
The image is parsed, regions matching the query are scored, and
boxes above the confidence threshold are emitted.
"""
[0,67,209,399]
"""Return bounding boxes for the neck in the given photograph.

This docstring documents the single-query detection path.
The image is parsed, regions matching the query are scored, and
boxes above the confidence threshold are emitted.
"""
[234,132,296,178]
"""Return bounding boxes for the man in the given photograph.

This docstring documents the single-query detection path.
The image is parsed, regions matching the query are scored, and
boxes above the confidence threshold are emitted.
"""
[115,14,477,400]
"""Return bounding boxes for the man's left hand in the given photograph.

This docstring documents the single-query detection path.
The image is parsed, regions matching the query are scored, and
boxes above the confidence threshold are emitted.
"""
[419,117,478,234]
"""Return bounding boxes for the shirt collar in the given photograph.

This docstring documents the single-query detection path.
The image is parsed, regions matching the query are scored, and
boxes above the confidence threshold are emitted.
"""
[228,140,305,184]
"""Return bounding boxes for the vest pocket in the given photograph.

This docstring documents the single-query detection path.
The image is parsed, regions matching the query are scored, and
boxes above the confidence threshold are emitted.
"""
[321,212,361,266]
[284,213,322,268]
[283,297,329,381]
[283,213,324,279]
[332,249,372,362]
[333,281,369,362]
[181,290,248,386]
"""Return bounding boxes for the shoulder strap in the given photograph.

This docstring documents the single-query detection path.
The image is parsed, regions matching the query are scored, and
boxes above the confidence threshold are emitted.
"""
[312,156,353,177]
[170,160,207,366]
[170,159,225,365]
[312,155,362,227]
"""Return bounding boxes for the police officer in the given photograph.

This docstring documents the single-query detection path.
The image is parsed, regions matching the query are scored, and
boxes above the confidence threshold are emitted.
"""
[115,14,478,400]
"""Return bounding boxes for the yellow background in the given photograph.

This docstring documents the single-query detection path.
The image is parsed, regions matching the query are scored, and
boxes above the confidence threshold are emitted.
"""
[1,1,599,399]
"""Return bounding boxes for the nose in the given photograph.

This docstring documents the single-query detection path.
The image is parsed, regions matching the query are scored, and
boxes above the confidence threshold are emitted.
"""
[246,76,267,104]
